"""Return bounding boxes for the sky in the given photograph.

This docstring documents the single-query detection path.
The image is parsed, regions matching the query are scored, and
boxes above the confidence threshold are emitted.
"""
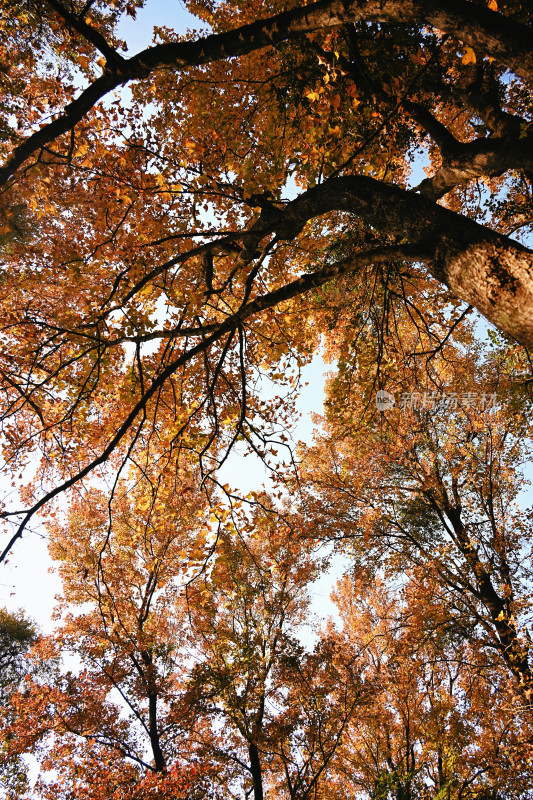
[116,0,201,51]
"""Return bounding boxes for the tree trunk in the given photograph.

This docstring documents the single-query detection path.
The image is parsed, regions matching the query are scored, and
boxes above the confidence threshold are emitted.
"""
[148,689,166,772]
[249,742,264,800]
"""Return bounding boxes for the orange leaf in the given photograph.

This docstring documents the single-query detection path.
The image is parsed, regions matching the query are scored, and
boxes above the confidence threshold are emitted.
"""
[462,46,477,65]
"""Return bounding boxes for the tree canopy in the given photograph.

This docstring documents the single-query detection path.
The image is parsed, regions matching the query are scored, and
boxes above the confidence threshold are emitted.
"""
[0,0,532,553]
[1,0,533,797]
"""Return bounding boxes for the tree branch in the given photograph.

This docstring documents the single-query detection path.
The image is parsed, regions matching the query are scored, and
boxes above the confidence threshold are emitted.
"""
[415,130,533,200]
[1,0,532,187]
[457,86,523,137]
[43,0,125,65]
[403,100,461,155]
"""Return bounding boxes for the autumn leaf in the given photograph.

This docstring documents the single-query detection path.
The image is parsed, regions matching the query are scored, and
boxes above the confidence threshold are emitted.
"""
[462,46,477,65]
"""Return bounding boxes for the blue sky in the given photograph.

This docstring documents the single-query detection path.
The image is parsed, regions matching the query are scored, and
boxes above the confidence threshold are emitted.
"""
[116,0,201,50]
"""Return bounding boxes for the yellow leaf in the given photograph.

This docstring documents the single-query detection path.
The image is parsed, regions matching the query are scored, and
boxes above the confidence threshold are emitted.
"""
[462,46,476,65]
[488,0,497,9]
[304,90,320,102]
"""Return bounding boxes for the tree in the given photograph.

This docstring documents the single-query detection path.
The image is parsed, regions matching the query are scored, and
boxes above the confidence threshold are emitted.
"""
[0,607,38,799]
[324,572,533,799]
[0,468,226,798]
[181,503,366,799]
[1,482,366,799]
[0,607,37,694]
[298,306,533,704]
[0,0,533,554]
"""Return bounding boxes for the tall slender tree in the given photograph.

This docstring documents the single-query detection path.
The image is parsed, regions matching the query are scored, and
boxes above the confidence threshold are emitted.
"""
[0,607,38,799]
[299,321,533,704]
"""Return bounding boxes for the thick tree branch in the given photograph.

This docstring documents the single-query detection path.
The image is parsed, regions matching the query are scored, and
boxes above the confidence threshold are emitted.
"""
[457,87,523,137]
[43,0,125,65]
[415,130,533,200]
[403,99,533,200]
[0,73,123,187]
[1,0,532,187]
[246,175,533,347]
[403,100,461,155]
